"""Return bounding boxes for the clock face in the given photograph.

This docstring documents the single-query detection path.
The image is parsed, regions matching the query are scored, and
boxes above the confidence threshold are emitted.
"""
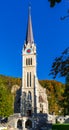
[26,48,31,53]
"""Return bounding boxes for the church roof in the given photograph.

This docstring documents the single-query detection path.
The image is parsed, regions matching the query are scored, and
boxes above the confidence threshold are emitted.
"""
[26,7,34,44]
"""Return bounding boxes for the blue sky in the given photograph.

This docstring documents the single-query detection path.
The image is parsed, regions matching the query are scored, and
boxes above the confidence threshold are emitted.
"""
[0,0,69,83]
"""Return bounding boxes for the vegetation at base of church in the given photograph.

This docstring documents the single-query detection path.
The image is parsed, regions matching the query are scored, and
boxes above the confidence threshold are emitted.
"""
[0,75,21,117]
[39,80,65,115]
[52,124,69,130]
[0,83,13,117]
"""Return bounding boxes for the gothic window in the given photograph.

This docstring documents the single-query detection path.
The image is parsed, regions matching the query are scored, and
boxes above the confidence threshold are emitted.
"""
[27,72,29,87]
[30,72,31,87]
[26,58,32,65]
[28,91,32,100]
[31,58,32,65]
[28,58,30,65]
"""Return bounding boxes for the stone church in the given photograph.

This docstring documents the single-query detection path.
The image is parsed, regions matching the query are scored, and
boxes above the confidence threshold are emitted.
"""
[21,8,48,115]
[8,8,48,130]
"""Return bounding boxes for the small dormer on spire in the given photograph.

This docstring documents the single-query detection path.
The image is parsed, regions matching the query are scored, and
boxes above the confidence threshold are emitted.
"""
[26,7,34,44]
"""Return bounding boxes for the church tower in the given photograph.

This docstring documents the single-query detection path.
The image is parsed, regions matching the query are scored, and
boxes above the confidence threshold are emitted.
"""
[21,8,39,116]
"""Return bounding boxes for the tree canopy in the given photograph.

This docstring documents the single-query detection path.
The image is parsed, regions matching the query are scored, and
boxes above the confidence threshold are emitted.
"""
[50,47,69,78]
[39,79,64,115]
[49,0,61,7]
[50,47,69,115]
[0,82,13,117]
[0,75,21,117]
[61,73,69,115]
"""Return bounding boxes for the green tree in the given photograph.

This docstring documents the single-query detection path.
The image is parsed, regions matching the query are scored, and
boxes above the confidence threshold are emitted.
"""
[48,0,61,7]
[50,47,69,78]
[50,47,69,115]
[39,80,64,114]
[0,83,13,117]
[62,73,69,115]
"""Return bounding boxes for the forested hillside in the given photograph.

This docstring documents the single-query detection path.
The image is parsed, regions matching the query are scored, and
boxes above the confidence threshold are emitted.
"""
[39,80,65,115]
[0,75,65,117]
[0,75,21,117]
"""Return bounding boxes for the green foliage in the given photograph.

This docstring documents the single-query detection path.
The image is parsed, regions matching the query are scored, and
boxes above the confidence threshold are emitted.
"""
[48,0,61,7]
[0,75,21,91]
[50,47,69,115]
[50,47,69,78]
[0,84,13,117]
[52,124,69,130]
[61,73,69,115]
[0,75,21,117]
[39,80,65,115]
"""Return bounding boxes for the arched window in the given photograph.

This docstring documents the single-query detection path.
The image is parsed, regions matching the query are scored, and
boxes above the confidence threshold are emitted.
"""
[27,72,29,87]
[30,72,31,87]
[28,58,30,65]
[31,58,32,65]
[26,58,32,65]
[28,91,32,100]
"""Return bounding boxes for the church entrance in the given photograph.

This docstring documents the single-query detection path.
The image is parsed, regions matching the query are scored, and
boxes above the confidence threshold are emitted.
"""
[25,119,32,129]
[17,119,22,129]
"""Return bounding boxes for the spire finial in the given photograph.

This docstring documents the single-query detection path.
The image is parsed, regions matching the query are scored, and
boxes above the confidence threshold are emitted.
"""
[28,5,31,17]
[29,4,31,12]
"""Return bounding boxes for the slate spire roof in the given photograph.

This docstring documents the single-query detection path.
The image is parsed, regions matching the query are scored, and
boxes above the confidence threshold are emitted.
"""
[26,7,34,44]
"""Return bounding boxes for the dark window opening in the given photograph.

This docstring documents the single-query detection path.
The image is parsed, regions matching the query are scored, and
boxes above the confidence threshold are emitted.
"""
[25,119,32,128]
[30,72,31,87]
[40,111,43,113]
[27,110,32,117]
[17,119,22,129]
[31,58,32,65]
[28,58,30,65]
[27,72,29,87]
[26,58,32,65]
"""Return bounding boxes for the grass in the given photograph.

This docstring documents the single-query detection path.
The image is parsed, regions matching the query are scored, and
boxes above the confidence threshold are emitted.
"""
[52,123,69,130]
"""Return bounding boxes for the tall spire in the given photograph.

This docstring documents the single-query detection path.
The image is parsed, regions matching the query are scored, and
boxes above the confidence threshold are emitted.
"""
[26,7,34,44]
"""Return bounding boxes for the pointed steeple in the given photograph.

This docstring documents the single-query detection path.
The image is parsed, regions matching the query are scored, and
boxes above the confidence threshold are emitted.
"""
[26,7,34,44]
